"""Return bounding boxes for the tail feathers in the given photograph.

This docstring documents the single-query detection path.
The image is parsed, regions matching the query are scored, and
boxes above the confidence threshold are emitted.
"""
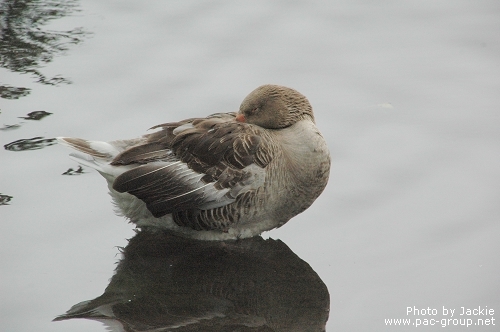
[58,137,132,178]
[69,152,106,173]
[57,137,121,176]
[53,299,115,321]
[57,137,121,160]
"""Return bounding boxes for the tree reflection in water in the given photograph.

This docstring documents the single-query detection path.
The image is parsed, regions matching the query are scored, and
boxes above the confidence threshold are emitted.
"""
[0,0,90,99]
[54,230,330,331]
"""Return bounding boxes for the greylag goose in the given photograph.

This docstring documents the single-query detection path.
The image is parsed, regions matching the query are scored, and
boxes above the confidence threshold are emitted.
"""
[58,84,330,240]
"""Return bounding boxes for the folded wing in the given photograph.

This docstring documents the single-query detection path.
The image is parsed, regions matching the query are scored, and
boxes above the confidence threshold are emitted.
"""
[111,113,273,218]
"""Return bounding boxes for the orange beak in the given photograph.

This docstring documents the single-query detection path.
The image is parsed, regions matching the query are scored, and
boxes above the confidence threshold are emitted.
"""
[235,113,246,122]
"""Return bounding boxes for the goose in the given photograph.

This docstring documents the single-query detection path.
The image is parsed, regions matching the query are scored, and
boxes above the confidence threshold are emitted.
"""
[58,84,330,240]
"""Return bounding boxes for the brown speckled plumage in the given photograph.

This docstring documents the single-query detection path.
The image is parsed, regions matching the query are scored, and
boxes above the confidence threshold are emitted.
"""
[57,84,330,240]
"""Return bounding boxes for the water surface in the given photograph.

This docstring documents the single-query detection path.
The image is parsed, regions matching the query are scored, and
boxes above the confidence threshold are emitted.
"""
[1,1,499,331]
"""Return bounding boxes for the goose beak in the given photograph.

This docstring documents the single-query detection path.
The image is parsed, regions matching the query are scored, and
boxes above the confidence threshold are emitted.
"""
[235,113,246,122]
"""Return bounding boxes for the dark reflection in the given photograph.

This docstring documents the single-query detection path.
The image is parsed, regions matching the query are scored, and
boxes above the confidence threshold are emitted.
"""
[62,165,85,175]
[0,0,90,98]
[18,110,52,120]
[54,230,330,331]
[0,123,21,131]
[4,136,56,151]
[0,84,30,99]
[0,193,13,205]
[0,110,52,130]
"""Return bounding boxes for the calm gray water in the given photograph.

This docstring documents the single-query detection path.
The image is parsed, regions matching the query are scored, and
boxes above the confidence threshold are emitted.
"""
[1,1,499,331]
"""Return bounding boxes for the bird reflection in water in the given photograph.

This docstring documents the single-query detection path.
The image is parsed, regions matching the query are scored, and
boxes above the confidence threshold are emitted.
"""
[54,230,330,331]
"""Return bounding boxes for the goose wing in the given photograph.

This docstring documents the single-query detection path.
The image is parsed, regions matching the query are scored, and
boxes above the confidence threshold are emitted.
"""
[111,113,274,219]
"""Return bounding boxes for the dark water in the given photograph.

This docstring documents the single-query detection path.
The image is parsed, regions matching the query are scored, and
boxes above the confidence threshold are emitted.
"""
[1,1,499,331]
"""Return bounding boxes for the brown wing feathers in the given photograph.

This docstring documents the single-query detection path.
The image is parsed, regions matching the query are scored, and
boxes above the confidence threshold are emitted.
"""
[113,162,212,217]
[171,122,262,170]
[111,114,273,220]
[110,143,173,165]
